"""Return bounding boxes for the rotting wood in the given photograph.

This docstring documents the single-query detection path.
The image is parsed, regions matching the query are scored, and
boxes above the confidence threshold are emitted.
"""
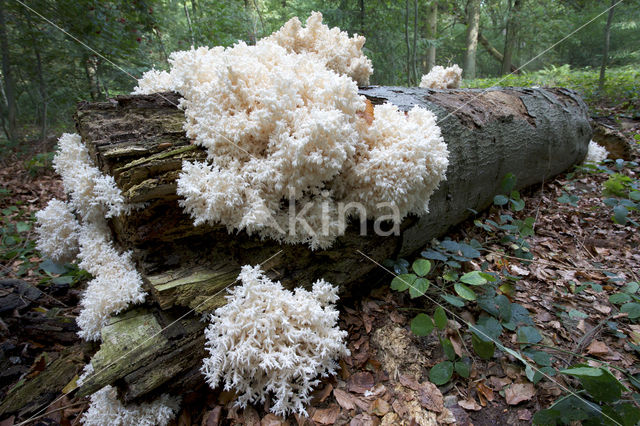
[65,86,592,403]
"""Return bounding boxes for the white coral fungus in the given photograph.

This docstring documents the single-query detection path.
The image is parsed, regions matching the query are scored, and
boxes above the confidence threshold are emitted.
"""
[263,11,373,86]
[35,199,80,263]
[584,140,609,164]
[134,13,449,250]
[82,385,180,426]
[419,64,463,89]
[34,133,146,340]
[201,265,349,417]
[75,222,145,340]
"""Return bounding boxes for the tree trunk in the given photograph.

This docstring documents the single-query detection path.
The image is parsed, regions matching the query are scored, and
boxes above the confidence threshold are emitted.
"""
[463,0,481,79]
[478,32,518,74]
[425,1,437,72]
[52,86,592,404]
[598,0,616,93]
[0,0,17,142]
[501,0,524,75]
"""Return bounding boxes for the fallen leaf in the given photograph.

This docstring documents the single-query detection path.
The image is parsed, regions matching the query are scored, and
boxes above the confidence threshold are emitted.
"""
[586,340,610,357]
[312,405,340,425]
[458,399,482,411]
[518,409,532,421]
[417,381,444,413]
[203,406,222,426]
[505,383,536,405]
[371,398,391,416]
[347,372,374,394]
[510,264,530,276]
[311,383,334,404]
[476,381,494,405]
[488,376,511,391]
[349,413,379,426]
[260,413,286,426]
[333,388,357,411]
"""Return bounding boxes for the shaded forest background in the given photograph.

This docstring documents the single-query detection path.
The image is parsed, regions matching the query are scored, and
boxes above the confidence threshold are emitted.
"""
[0,0,639,145]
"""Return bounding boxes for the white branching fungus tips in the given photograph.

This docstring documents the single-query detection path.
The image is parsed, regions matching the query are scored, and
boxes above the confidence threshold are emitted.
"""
[419,64,463,89]
[584,140,609,164]
[134,13,449,250]
[34,199,80,264]
[76,221,146,340]
[34,133,146,340]
[201,265,349,417]
[263,11,373,86]
[82,385,180,426]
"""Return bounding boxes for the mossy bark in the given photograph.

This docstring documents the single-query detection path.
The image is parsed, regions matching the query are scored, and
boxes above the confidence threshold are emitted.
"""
[69,86,591,402]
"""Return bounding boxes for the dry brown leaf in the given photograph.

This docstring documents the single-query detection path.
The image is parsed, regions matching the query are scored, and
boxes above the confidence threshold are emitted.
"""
[505,383,536,405]
[586,340,610,357]
[333,388,357,411]
[312,383,334,404]
[347,371,374,394]
[417,381,444,413]
[311,405,340,425]
[260,413,287,426]
[371,398,391,416]
[349,413,379,426]
[457,399,482,411]
[476,381,495,405]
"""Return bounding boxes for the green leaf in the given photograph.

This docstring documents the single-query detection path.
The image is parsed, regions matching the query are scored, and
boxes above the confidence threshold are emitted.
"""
[613,204,629,225]
[501,173,516,194]
[409,277,430,298]
[561,366,627,403]
[433,306,447,330]
[460,271,488,286]
[517,326,542,345]
[411,313,434,336]
[621,302,640,319]
[390,274,416,292]
[40,259,68,275]
[16,221,31,233]
[624,282,640,294]
[568,309,588,320]
[510,198,526,212]
[493,194,509,206]
[454,360,470,378]
[429,361,454,385]
[441,294,465,307]
[454,283,476,300]
[472,333,495,359]
[609,293,632,304]
[442,338,456,361]
[52,276,74,285]
[412,259,431,277]
[442,270,458,282]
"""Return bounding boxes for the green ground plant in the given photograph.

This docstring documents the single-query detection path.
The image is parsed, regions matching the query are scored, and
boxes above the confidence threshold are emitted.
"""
[385,173,640,423]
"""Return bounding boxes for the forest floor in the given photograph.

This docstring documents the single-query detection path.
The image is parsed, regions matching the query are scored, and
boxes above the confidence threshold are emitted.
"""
[0,108,639,425]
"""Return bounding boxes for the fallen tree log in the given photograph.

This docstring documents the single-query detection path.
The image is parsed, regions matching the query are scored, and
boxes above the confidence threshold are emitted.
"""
[58,87,592,405]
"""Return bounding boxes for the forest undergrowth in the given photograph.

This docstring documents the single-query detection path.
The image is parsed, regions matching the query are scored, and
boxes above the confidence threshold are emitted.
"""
[0,105,639,425]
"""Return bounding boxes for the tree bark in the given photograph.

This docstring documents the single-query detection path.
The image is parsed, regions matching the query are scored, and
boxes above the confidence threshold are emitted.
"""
[463,0,481,79]
[425,0,437,72]
[598,0,616,93]
[56,86,592,404]
[501,0,524,76]
[478,32,518,74]
[0,0,17,142]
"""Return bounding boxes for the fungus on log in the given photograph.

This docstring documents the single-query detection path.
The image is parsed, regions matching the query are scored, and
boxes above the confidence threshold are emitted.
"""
[0,86,591,418]
[61,85,591,403]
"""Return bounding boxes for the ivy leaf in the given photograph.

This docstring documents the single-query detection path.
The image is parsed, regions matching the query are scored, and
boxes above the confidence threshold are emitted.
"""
[442,338,456,361]
[609,293,632,304]
[517,326,542,345]
[454,283,477,300]
[454,361,470,378]
[621,302,640,319]
[501,173,517,194]
[472,333,495,359]
[493,194,509,206]
[429,361,454,385]
[390,274,416,292]
[441,294,465,307]
[409,277,430,298]
[421,249,448,261]
[412,259,431,277]
[460,271,488,286]
[433,306,447,330]
[411,313,434,336]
